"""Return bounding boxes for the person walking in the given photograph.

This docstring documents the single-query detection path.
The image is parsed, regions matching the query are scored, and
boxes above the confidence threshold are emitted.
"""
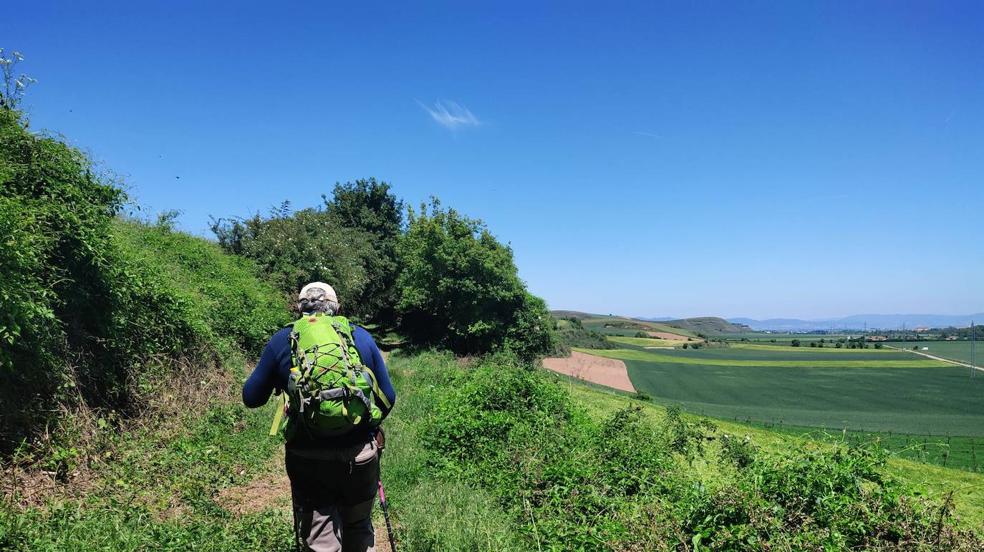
[243,282,397,552]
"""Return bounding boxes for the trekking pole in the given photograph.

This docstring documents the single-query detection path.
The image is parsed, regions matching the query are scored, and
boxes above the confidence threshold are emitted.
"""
[377,479,397,552]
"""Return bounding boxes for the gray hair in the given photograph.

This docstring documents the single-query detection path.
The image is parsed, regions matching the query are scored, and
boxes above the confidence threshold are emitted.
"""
[297,286,340,315]
[298,298,339,315]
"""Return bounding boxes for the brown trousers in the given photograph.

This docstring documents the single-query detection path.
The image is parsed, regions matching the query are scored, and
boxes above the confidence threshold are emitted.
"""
[286,439,379,552]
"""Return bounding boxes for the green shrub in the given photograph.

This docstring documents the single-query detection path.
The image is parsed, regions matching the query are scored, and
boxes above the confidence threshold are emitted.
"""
[552,324,613,352]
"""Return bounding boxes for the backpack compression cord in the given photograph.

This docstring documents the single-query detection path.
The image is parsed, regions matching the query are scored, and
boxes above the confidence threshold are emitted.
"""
[276,314,390,439]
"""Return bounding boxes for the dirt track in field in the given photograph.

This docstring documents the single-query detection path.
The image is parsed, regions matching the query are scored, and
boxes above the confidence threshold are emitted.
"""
[542,351,636,392]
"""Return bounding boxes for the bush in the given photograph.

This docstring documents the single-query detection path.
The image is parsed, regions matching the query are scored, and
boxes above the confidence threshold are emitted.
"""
[552,323,613,352]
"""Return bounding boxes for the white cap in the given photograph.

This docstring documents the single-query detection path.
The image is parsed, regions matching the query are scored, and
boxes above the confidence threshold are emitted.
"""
[298,282,338,304]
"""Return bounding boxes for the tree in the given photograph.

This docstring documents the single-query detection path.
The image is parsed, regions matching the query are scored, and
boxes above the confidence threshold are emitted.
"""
[791,339,801,347]
[323,178,404,325]
[395,200,552,359]
[323,178,403,239]
[211,205,374,317]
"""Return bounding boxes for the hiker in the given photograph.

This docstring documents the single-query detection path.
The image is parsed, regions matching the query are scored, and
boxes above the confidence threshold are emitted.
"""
[243,282,397,552]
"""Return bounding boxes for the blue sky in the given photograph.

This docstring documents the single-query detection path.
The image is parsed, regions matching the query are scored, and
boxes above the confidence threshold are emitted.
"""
[7,1,983,319]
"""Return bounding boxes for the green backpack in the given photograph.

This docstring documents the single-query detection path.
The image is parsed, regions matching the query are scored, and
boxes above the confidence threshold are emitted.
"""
[280,314,389,440]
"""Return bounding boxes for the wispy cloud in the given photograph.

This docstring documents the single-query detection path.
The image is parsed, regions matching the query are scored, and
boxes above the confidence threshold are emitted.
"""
[418,100,481,130]
[633,130,662,139]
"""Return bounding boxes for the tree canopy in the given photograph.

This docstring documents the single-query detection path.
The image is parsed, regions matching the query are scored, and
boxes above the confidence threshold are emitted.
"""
[396,200,553,359]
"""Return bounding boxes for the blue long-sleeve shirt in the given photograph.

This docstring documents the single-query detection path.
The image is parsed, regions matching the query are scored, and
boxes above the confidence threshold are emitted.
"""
[243,323,396,445]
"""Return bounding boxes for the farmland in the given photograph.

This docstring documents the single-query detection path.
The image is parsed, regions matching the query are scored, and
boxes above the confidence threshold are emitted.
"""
[886,340,982,366]
[574,343,984,441]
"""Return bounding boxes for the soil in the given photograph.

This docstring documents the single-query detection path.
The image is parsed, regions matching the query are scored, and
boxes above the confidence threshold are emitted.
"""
[542,351,636,392]
[214,454,392,552]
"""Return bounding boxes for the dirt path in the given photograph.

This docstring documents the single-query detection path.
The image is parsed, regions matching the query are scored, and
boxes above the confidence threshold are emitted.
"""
[215,454,392,552]
[886,345,984,373]
[542,351,636,392]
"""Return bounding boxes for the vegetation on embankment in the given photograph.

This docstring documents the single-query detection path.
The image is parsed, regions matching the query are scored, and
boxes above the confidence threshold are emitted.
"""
[5,350,983,550]
[552,317,615,353]
[1,365,293,550]
[380,352,983,551]
[566,382,984,529]
[0,105,291,461]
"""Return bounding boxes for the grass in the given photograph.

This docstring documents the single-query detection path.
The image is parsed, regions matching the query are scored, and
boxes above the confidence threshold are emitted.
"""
[735,421,984,473]
[731,342,900,353]
[1,368,295,551]
[887,340,983,366]
[5,350,984,550]
[571,345,984,438]
[562,378,984,528]
[726,333,854,342]
[582,346,945,368]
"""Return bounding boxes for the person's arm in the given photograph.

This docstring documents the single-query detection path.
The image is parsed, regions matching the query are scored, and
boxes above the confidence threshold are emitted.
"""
[354,327,396,418]
[242,329,289,408]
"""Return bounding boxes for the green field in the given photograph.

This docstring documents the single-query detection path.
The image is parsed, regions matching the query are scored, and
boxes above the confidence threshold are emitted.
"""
[577,346,984,438]
[738,421,984,472]
[886,340,982,366]
[727,333,855,345]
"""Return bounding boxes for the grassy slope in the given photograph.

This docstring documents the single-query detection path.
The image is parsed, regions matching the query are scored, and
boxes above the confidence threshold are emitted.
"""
[580,316,698,338]
[6,350,983,550]
[562,378,984,528]
[663,316,746,335]
[1,384,294,551]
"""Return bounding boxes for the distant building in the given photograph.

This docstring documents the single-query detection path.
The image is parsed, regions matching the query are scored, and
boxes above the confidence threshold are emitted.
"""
[914,327,930,333]
[866,335,889,342]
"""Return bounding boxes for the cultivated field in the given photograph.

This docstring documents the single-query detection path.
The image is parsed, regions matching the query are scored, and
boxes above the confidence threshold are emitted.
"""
[886,340,982,366]
[577,345,984,437]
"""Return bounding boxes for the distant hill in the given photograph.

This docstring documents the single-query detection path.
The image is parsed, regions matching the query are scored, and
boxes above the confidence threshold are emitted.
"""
[551,311,750,335]
[730,313,984,332]
[550,310,606,319]
[664,316,749,335]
